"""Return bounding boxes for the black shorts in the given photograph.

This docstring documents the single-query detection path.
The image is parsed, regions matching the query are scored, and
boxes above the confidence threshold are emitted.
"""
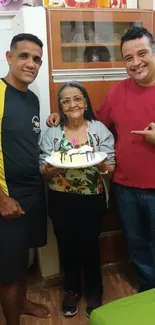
[0,192,47,285]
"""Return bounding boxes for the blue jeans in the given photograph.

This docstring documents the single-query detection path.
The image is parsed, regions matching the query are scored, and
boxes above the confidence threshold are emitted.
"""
[113,183,155,291]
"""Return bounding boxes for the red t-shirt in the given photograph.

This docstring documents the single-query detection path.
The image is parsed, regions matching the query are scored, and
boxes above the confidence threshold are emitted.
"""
[96,78,155,189]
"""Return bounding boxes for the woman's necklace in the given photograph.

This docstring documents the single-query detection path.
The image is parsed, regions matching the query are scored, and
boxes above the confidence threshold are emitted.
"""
[70,125,86,141]
[65,123,87,143]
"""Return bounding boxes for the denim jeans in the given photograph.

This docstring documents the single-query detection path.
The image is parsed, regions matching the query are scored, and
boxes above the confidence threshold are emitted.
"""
[113,183,155,291]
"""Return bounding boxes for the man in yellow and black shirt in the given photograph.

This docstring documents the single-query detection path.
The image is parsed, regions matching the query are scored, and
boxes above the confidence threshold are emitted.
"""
[0,34,51,325]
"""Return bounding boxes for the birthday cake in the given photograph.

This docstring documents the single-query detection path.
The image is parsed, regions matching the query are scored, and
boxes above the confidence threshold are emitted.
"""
[51,145,95,165]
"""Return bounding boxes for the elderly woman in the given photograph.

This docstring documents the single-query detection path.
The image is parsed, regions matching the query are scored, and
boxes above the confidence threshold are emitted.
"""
[39,81,115,318]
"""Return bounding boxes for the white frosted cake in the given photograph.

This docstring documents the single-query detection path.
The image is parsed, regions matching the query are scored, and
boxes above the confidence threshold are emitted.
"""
[51,145,95,165]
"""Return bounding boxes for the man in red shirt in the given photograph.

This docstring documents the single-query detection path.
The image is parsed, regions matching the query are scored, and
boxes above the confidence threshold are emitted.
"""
[47,26,155,292]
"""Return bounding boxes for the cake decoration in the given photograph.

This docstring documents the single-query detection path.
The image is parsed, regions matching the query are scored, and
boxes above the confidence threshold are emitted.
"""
[51,145,95,165]
[71,137,77,147]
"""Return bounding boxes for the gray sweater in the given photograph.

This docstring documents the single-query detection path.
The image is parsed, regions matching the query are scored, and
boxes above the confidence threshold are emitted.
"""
[39,120,115,166]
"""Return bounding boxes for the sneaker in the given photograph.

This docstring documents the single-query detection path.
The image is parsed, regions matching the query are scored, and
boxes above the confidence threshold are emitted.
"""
[86,296,102,318]
[62,291,81,317]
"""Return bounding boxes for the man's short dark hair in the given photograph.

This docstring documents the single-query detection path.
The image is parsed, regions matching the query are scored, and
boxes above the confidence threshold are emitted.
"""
[10,33,43,50]
[120,26,154,54]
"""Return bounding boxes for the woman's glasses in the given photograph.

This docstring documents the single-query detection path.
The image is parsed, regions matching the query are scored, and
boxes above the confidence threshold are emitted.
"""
[60,95,84,108]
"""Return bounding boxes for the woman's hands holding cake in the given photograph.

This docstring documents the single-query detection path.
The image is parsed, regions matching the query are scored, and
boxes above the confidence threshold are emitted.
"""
[40,162,65,180]
[96,160,115,178]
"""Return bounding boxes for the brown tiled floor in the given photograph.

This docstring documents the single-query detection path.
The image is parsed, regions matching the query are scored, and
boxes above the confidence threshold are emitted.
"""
[0,263,138,325]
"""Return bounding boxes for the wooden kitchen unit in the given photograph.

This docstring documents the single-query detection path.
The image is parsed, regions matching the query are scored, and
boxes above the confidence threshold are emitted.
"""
[46,8,154,265]
[47,9,153,71]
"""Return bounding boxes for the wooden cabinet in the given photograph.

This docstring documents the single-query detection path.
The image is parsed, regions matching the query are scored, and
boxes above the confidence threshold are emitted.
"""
[52,80,117,112]
[47,8,153,70]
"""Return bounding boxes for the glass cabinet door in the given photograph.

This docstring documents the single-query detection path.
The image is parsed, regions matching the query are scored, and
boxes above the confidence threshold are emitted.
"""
[49,10,153,69]
[61,21,142,63]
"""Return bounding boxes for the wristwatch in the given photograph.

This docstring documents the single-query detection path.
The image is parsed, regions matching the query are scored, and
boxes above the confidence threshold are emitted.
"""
[99,170,108,175]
